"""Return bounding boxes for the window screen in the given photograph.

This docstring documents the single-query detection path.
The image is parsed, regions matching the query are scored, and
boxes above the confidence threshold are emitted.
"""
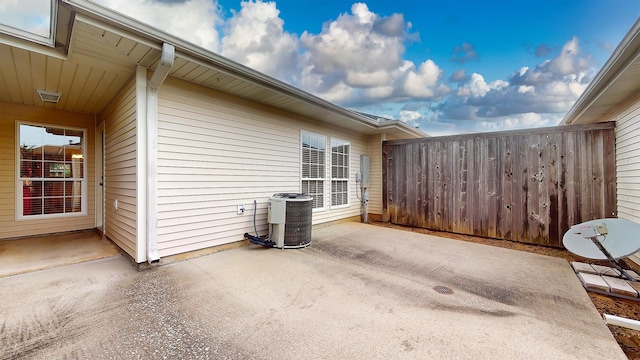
[18,123,86,217]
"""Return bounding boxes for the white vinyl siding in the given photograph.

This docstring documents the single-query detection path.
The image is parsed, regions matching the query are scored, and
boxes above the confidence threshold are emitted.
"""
[0,102,95,239]
[330,138,350,207]
[302,131,327,209]
[367,134,384,215]
[155,77,369,257]
[613,94,640,264]
[98,77,138,259]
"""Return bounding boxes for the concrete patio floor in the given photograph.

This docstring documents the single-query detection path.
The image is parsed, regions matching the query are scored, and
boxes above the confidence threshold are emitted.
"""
[0,230,120,278]
[0,223,626,359]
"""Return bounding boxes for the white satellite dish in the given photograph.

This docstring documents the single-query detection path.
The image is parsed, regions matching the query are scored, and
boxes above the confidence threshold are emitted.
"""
[563,218,640,281]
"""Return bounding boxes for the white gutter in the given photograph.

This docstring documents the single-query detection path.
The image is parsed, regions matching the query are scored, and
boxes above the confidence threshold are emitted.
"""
[146,43,174,263]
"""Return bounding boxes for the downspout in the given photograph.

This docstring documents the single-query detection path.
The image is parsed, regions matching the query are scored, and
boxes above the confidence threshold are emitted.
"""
[146,43,174,263]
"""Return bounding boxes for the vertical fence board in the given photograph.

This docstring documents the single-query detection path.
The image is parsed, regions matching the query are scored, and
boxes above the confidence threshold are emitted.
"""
[464,139,474,234]
[592,131,605,218]
[603,130,617,218]
[499,137,513,239]
[440,142,453,232]
[548,133,561,247]
[382,123,616,247]
[416,144,426,228]
[579,131,593,223]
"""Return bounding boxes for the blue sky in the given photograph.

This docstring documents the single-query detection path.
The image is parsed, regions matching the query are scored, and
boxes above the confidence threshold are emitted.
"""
[2,0,638,135]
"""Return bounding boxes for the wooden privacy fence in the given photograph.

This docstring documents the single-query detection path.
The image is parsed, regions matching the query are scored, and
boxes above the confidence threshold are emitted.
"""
[382,123,616,247]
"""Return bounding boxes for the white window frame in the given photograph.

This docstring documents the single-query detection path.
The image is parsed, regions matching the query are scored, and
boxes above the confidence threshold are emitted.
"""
[301,131,327,210]
[15,121,88,220]
[330,138,350,208]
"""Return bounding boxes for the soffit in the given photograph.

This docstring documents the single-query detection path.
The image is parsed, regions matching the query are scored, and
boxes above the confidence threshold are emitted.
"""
[569,55,640,124]
[563,19,640,125]
[0,16,161,115]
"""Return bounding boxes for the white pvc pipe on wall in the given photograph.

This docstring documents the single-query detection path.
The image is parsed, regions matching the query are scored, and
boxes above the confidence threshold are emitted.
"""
[603,314,640,331]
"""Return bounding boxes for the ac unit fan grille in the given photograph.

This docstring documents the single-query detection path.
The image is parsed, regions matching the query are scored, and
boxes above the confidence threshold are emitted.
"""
[284,200,313,247]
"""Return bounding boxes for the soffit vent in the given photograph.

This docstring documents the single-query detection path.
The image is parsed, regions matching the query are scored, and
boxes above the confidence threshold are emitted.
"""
[37,89,62,103]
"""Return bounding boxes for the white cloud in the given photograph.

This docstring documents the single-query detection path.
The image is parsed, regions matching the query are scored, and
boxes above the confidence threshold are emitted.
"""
[450,42,478,64]
[221,1,298,81]
[510,37,590,86]
[299,3,406,82]
[95,0,222,52]
[398,110,421,127]
[297,3,448,106]
[436,37,593,125]
[476,112,559,132]
[403,60,441,97]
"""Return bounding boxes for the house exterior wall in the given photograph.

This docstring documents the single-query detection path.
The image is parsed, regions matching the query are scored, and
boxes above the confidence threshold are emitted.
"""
[98,77,138,258]
[0,102,95,239]
[155,77,369,257]
[367,134,384,215]
[368,132,420,216]
[612,93,640,264]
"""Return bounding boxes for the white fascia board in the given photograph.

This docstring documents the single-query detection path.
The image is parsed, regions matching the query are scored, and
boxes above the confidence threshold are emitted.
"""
[376,121,429,138]
[0,32,67,60]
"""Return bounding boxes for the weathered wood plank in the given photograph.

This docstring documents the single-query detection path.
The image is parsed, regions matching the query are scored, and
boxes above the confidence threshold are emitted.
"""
[487,137,499,238]
[498,136,513,239]
[603,129,617,218]
[465,139,479,234]
[442,141,452,232]
[548,133,561,247]
[591,130,605,219]
[433,142,444,231]
[518,135,531,243]
[382,124,615,248]
[579,131,593,224]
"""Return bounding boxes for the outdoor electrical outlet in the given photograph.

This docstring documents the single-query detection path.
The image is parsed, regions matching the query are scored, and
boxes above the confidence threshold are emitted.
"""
[237,204,245,215]
[113,199,118,210]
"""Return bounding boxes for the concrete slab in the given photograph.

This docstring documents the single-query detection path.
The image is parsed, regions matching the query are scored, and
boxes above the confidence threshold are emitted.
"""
[571,261,596,274]
[627,270,640,281]
[0,230,121,277]
[602,276,639,298]
[578,273,611,292]
[591,264,622,277]
[0,223,626,359]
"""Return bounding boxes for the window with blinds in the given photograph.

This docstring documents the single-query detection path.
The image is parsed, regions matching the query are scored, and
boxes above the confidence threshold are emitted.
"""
[331,138,350,206]
[18,123,86,218]
[301,131,326,209]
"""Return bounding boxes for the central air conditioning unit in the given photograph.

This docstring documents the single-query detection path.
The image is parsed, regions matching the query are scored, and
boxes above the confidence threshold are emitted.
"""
[268,193,313,248]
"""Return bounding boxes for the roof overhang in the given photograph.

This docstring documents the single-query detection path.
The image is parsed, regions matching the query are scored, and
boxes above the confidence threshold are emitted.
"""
[0,0,425,139]
[562,18,640,125]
